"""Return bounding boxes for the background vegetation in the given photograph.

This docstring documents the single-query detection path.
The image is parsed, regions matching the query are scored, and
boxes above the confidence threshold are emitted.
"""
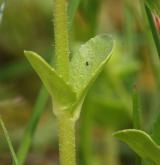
[0,0,159,164]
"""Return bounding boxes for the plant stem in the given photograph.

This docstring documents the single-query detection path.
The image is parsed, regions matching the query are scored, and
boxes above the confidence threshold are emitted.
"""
[57,113,76,165]
[53,0,69,81]
[16,1,81,164]
[53,1,76,164]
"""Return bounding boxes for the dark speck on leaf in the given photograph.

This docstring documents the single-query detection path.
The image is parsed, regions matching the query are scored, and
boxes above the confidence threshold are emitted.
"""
[86,61,89,66]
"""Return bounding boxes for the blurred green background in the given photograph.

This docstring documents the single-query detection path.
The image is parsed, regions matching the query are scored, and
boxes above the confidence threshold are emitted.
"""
[0,0,159,164]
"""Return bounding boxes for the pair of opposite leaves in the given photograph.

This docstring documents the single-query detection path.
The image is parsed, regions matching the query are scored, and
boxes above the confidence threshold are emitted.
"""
[25,34,113,115]
[25,34,160,165]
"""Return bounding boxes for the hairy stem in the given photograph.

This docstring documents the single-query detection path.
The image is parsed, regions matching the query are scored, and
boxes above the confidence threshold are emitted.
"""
[53,0,69,80]
[57,113,76,165]
[16,1,81,164]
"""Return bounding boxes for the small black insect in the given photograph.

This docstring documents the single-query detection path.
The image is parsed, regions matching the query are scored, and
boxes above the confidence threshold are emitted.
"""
[86,61,89,66]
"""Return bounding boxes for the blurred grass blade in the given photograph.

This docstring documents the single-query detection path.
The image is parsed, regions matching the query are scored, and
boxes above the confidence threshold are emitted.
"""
[0,0,6,24]
[152,113,160,145]
[17,87,48,164]
[132,86,142,165]
[114,129,160,164]
[145,0,160,16]
[0,116,19,165]
[132,86,141,129]
[68,0,80,30]
[145,5,160,57]
[141,0,160,150]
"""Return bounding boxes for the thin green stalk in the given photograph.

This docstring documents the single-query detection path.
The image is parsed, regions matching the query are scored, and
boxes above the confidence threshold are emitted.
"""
[17,87,49,165]
[132,86,141,165]
[132,86,141,129]
[144,5,160,58]
[0,116,19,165]
[53,0,69,80]
[57,113,76,165]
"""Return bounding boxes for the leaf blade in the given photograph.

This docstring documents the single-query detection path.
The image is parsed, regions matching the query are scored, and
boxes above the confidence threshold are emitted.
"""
[24,51,76,110]
[114,129,160,164]
[70,34,114,98]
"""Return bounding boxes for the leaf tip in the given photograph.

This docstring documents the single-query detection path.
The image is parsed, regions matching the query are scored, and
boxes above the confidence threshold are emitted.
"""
[113,129,141,140]
[113,130,126,138]
[24,50,35,57]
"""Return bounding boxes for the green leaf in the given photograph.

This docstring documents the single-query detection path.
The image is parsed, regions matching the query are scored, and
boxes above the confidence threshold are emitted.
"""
[114,129,160,165]
[0,116,19,165]
[24,51,76,110]
[24,34,113,113]
[145,0,160,15]
[70,34,113,98]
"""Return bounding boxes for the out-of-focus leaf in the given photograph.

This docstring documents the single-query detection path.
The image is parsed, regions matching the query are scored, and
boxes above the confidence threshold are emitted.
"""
[152,114,160,145]
[76,0,101,40]
[68,0,80,30]
[80,0,100,27]
[114,129,160,165]
[0,116,18,165]
[92,100,130,129]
